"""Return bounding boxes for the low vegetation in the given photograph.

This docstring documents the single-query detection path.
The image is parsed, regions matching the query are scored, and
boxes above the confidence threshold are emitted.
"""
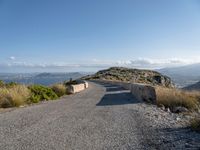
[156,87,200,111]
[0,80,72,108]
[0,80,4,87]
[0,85,31,108]
[28,85,58,103]
[0,80,18,88]
[51,83,67,97]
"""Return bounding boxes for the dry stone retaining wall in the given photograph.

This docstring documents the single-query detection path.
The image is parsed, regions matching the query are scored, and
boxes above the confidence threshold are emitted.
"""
[67,81,89,94]
[94,80,157,103]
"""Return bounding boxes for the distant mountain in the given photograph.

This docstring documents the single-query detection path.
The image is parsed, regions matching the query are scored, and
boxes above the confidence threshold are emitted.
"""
[83,67,174,87]
[183,81,200,90]
[158,63,200,88]
[35,72,83,78]
[0,72,87,86]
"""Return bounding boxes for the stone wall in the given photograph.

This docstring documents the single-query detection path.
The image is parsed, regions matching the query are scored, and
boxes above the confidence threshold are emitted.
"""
[67,81,89,94]
[94,80,132,90]
[130,83,156,103]
[93,80,156,103]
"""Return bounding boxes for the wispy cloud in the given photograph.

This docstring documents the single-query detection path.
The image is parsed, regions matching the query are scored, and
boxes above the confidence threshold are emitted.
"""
[9,56,16,60]
[0,58,200,72]
[116,58,197,69]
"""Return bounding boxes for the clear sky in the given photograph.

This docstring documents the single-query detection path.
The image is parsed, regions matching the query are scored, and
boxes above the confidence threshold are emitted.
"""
[0,0,200,72]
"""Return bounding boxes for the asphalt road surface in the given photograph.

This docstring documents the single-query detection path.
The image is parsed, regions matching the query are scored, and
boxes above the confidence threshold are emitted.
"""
[0,82,178,150]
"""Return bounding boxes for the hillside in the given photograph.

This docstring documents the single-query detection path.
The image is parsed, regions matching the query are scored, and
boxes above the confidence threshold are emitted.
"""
[158,63,200,87]
[0,72,85,86]
[84,67,173,87]
[184,81,200,90]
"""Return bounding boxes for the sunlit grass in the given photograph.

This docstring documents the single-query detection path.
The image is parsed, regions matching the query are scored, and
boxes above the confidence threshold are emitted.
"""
[51,83,67,97]
[156,87,200,111]
[0,85,31,108]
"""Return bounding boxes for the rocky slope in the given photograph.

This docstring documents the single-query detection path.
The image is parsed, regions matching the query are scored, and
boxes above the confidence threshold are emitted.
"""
[83,67,173,88]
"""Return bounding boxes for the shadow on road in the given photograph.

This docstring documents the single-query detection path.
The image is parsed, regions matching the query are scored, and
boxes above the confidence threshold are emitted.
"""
[106,86,125,92]
[96,92,140,106]
[90,80,140,106]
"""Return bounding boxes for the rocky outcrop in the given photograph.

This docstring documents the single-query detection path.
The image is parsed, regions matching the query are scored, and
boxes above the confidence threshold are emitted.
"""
[84,67,174,88]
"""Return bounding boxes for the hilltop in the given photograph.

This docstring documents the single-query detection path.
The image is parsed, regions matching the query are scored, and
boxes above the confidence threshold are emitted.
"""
[83,67,173,87]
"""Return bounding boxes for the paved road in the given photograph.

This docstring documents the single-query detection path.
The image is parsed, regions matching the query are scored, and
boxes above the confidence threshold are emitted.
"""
[0,82,163,150]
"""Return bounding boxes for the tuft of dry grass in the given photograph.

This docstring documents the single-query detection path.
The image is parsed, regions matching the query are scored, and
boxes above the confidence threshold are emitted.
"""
[190,117,200,132]
[156,87,200,111]
[0,85,31,108]
[51,83,67,97]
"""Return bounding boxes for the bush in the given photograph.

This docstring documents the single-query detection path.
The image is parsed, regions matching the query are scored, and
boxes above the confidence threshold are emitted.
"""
[6,82,18,87]
[156,87,200,111]
[28,85,58,103]
[0,80,4,87]
[190,117,200,132]
[0,85,31,108]
[51,83,66,97]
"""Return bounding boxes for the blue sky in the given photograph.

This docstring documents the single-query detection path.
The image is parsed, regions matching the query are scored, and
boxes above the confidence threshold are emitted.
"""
[0,0,200,72]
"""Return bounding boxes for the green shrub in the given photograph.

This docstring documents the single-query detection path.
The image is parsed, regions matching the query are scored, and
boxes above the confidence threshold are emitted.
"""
[28,85,58,103]
[51,83,66,97]
[29,94,40,103]
[6,82,18,87]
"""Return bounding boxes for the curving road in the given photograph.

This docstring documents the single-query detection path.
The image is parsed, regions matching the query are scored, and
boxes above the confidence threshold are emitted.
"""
[0,82,195,150]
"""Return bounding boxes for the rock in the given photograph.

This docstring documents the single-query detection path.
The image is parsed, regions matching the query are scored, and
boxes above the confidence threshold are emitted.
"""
[176,117,181,121]
[172,107,188,113]
[165,107,171,113]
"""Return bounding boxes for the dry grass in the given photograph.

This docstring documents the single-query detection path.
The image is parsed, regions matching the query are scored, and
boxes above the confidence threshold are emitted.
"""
[190,117,200,132]
[156,87,200,111]
[51,83,67,97]
[0,85,31,108]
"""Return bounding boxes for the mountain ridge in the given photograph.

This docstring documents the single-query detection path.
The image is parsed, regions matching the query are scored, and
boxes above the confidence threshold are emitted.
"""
[158,63,200,87]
